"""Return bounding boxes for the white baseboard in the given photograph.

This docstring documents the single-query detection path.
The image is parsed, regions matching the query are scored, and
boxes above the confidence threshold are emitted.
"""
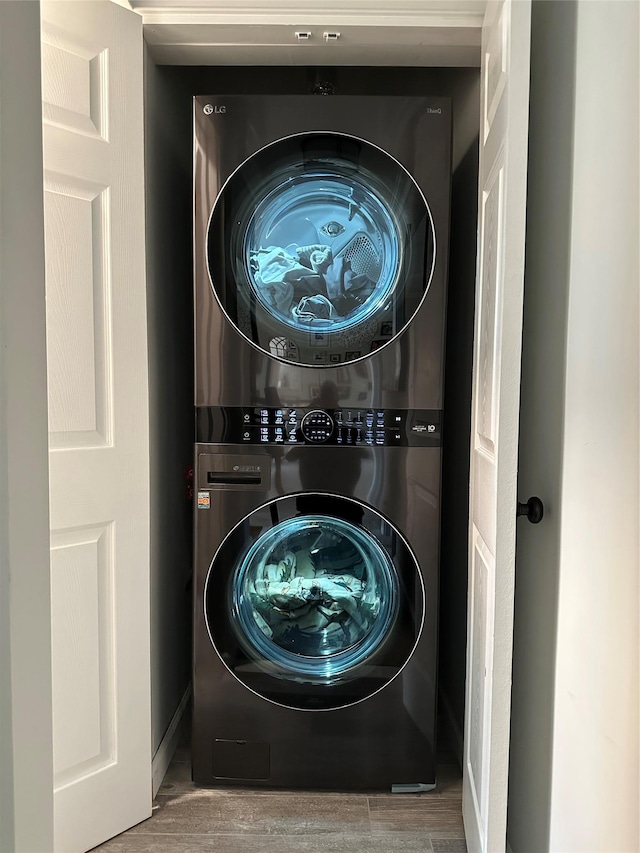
[439,687,465,766]
[152,684,192,797]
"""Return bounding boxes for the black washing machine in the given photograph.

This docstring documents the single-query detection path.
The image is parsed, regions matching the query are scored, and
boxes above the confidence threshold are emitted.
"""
[192,95,451,790]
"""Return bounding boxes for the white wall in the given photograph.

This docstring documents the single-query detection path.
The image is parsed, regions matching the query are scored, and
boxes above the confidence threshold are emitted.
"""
[144,50,195,756]
[439,78,479,755]
[507,1,577,847]
[509,2,639,849]
[549,2,639,849]
[0,3,54,851]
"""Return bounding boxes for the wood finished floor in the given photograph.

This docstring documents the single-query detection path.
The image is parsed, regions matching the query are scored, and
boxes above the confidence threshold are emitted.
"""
[94,727,466,853]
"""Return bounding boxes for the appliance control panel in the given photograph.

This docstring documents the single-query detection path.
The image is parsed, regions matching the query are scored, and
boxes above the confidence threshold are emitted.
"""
[301,410,335,443]
[196,407,442,447]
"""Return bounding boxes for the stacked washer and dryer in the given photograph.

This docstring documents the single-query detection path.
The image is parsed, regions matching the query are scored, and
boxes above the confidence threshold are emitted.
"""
[192,95,451,791]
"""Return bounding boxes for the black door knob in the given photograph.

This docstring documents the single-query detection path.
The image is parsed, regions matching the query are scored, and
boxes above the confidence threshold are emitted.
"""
[517,496,544,524]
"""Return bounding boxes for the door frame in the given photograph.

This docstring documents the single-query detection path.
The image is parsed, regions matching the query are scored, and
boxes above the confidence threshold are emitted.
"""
[0,3,55,852]
[1,3,510,852]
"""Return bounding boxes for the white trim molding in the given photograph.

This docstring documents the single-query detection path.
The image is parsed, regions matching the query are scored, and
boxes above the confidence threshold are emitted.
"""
[0,3,54,851]
[439,688,465,767]
[152,685,192,797]
[132,0,487,28]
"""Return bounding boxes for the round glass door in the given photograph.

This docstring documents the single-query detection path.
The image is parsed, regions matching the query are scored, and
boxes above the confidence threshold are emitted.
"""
[207,133,434,367]
[233,515,397,681]
[205,494,424,710]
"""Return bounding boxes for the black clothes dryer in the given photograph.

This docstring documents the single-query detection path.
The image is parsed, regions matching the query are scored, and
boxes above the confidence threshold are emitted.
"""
[193,95,451,410]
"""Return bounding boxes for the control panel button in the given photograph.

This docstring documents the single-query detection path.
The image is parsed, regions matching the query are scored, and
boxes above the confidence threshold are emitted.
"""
[301,409,334,443]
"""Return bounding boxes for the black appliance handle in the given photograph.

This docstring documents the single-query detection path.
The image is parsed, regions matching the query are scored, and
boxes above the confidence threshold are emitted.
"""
[207,472,262,485]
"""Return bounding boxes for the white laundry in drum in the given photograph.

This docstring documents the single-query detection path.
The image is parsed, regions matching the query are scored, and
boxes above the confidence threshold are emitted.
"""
[242,169,401,337]
[248,548,377,645]
[231,514,399,674]
[251,242,377,324]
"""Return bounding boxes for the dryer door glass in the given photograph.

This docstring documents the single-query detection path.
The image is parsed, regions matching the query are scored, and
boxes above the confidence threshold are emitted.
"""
[207,133,434,367]
[205,494,424,711]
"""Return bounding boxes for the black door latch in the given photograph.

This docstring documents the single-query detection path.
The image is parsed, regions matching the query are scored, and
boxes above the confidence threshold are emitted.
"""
[517,496,544,524]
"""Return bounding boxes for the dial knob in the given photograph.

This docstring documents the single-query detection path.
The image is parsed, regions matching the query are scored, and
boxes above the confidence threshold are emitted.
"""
[301,409,334,443]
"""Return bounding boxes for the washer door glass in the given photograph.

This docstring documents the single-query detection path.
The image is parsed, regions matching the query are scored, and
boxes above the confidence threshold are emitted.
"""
[233,515,397,681]
[205,494,424,711]
[207,133,434,367]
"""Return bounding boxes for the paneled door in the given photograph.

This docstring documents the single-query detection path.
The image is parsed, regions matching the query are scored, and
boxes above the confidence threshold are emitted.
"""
[463,1,531,850]
[40,2,151,850]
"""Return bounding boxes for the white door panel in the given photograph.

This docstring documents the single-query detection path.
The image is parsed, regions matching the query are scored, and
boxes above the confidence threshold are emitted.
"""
[41,2,151,850]
[463,1,531,850]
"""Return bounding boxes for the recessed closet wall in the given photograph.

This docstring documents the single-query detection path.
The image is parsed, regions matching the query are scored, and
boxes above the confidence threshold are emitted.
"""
[144,58,480,756]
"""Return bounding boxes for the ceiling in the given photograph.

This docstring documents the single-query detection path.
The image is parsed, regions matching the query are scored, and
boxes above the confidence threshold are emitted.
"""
[129,0,487,66]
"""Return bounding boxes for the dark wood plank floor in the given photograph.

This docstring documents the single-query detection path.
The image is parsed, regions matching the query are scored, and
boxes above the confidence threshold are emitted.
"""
[94,723,466,853]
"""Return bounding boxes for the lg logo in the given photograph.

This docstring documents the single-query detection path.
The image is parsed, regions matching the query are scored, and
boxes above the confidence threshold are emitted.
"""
[203,104,226,115]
